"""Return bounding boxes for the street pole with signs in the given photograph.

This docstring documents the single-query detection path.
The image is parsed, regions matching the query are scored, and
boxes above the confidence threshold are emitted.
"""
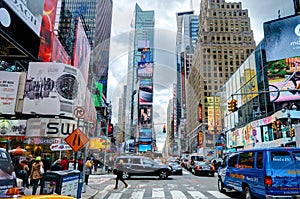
[103,103,111,173]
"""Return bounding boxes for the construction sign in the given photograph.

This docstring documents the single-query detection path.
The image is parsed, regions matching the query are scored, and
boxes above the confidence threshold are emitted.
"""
[65,128,89,152]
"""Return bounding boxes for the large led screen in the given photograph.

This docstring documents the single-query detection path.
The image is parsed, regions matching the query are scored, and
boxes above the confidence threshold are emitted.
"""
[139,105,152,128]
[139,128,152,141]
[268,57,300,102]
[139,79,153,105]
[0,119,26,136]
[138,144,152,152]
[51,33,71,64]
[137,62,153,77]
[264,15,300,62]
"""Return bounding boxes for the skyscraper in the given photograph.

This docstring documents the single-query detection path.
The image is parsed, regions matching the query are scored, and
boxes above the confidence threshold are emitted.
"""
[185,0,256,153]
[124,4,155,152]
[176,11,199,154]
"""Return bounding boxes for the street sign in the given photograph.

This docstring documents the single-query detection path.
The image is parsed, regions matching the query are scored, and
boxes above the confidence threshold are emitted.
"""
[49,144,72,151]
[64,128,89,152]
[73,106,85,119]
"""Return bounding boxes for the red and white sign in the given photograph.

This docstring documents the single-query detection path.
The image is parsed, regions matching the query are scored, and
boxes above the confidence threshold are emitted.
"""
[0,71,20,114]
[50,144,72,151]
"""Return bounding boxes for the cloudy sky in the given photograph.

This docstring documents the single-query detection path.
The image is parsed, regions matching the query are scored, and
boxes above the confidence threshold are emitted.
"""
[107,0,294,151]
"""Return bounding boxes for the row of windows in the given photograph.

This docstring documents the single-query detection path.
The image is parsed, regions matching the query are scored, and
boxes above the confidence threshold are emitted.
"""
[211,10,247,18]
[211,1,240,10]
[202,48,252,55]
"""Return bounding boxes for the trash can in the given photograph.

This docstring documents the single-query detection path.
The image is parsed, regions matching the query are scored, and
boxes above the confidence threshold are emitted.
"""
[40,170,80,198]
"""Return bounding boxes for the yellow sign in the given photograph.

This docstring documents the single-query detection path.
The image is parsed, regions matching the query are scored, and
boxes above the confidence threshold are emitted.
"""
[89,137,111,150]
[65,128,89,152]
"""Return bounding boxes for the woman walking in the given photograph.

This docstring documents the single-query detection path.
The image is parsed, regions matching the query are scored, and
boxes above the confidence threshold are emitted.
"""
[114,159,128,189]
[30,156,44,195]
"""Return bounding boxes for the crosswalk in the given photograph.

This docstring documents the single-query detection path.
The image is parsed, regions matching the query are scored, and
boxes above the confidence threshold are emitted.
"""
[93,184,232,199]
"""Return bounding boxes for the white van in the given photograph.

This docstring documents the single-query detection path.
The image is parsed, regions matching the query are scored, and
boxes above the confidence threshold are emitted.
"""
[186,153,205,171]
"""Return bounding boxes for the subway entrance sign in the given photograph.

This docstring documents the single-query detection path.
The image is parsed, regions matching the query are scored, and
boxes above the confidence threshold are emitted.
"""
[65,128,89,152]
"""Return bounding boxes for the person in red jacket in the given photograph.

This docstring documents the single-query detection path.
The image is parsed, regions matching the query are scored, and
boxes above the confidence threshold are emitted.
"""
[61,156,69,170]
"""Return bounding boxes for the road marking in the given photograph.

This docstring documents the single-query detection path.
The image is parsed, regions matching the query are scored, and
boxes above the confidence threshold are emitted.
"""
[108,192,122,199]
[207,191,230,198]
[129,189,145,199]
[170,190,187,199]
[187,190,208,198]
[152,188,164,198]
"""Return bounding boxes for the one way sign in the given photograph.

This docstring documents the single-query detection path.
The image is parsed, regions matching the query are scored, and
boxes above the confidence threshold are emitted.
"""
[65,128,89,152]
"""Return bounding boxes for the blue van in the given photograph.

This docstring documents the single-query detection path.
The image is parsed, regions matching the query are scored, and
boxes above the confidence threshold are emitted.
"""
[218,147,300,199]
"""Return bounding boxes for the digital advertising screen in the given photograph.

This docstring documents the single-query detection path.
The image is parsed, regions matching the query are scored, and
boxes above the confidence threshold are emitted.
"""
[139,106,152,127]
[138,144,152,152]
[139,128,152,140]
[137,62,153,77]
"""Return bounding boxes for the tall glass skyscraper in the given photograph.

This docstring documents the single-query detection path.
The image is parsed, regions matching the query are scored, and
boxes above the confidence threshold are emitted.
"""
[125,4,155,152]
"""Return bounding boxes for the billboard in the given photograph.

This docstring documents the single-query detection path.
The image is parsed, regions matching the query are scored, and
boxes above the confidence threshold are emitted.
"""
[51,33,71,64]
[26,118,77,138]
[3,0,44,36]
[38,0,59,62]
[138,144,152,152]
[264,15,300,62]
[73,17,91,83]
[139,81,153,105]
[137,39,150,51]
[141,51,151,62]
[139,105,152,128]
[0,119,26,136]
[89,137,111,150]
[0,71,20,114]
[137,62,153,77]
[268,57,300,102]
[0,1,40,59]
[139,128,152,141]
[22,62,86,117]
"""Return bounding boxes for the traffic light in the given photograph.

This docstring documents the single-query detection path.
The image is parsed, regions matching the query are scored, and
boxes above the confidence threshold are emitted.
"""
[276,120,281,131]
[163,124,166,133]
[290,128,295,137]
[228,99,238,112]
[108,124,114,137]
[271,121,276,130]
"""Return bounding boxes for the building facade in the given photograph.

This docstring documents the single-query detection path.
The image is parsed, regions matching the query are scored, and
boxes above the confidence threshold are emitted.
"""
[185,0,256,155]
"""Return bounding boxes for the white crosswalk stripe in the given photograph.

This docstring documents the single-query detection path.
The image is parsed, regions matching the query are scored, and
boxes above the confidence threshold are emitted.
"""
[207,191,231,198]
[170,190,187,199]
[187,190,208,198]
[108,192,122,199]
[152,188,165,198]
[129,189,145,199]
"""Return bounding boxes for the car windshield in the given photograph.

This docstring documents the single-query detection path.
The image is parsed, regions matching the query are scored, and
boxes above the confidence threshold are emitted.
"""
[2,0,297,198]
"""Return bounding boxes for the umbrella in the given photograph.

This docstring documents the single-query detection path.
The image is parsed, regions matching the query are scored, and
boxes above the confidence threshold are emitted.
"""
[9,146,26,155]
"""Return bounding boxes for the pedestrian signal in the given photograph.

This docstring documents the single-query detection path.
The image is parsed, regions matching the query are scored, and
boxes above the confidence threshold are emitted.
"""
[290,128,295,137]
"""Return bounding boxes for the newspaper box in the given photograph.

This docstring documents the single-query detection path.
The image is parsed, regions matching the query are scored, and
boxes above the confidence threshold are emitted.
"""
[40,170,80,198]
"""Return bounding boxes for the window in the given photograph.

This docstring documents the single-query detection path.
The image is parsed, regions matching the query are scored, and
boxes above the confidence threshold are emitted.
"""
[271,151,293,169]
[238,152,254,168]
[256,152,263,169]
[228,154,238,167]
[143,158,153,165]
[132,158,141,164]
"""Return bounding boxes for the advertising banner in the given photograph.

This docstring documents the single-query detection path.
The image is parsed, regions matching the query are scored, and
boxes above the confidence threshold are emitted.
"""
[88,137,111,150]
[0,119,26,136]
[264,15,300,62]
[139,81,153,105]
[23,62,86,117]
[73,17,91,84]
[139,106,152,128]
[0,71,19,114]
[3,0,44,36]
[138,144,152,152]
[137,62,153,77]
[26,118,77,138]
[139,128,152,141]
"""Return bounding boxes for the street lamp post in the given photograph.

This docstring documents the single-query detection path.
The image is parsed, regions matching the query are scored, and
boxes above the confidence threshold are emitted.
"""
[102,103,111,173]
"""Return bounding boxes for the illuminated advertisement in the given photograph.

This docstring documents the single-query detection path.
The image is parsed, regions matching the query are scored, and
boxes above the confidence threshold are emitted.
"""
[264,15,300,62]
[198,103,202,122]
[198,131,203,147]
[0,119,26,136]
[51,33,71,64]
[38,0,59,62]
[139,128,152,141]
[0,71,19,114]
[207,97,221,132]
[141,51,151,62]
[139,80,153,105]
[137,39,150,52]
[139,105,152,128]
[137,62,153,77]
[138,144,152,152]
[4,0,44,36]
[22,62,86,117]
[73,17,91,84]
[89,137,111,150]
[268,57,300,102]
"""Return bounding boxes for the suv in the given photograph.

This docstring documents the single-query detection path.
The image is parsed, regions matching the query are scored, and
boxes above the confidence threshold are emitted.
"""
[218,147,300,199]
[186,153,205,171]
[114,156,172,179]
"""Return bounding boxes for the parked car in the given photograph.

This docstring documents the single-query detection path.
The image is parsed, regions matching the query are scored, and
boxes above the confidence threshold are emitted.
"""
[168,161,182,175]
[114,156,172,180]
[191,161,214,176]
[218,147,300,199]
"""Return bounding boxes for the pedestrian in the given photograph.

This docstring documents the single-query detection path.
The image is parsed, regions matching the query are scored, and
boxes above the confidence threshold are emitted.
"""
[61,156,69,170]
[15,160,29,189]
[77,157,83,172]
[51,159,62,171]
[30,156,44,195]
[93,158,99,172]
[85,158,93,185]
[114,159,128,189]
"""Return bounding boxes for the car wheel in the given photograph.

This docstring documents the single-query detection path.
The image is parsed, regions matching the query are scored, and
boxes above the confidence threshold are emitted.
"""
[159,170,168,179]
[122,171,130,180]
[243,186,252,199]
[218,178,226,193]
